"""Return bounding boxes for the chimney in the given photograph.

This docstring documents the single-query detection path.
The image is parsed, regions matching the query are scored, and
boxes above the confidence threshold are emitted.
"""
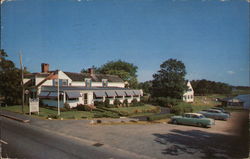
[41,63,49,73]
[88,68,95,75]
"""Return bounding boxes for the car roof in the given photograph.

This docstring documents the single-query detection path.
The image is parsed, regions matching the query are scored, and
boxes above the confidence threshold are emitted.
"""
[184,113,203,116]
[208,109,221,112]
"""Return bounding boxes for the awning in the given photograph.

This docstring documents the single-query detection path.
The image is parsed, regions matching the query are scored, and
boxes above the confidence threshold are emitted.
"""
[125,90,134,96]
[66,92,81,98]
[115,90,126,96]
[38,92,49,97]
[133,90,141,96]
[48,92,58,97]
[94,91,106,98]
[105,90,116,97]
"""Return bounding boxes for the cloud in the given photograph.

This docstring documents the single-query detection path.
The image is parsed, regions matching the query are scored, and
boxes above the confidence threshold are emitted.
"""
[227,70,235,75]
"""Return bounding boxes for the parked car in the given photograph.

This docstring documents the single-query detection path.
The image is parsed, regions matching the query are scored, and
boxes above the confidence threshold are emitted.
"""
[171,113,215,128]
[198,109,230,120]
[211,107,231,116]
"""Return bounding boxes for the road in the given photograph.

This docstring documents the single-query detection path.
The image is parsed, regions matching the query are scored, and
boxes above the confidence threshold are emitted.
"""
[1,117,140,159]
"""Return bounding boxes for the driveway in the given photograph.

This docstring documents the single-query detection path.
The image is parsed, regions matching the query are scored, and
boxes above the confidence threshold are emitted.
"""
[27,110,249,159]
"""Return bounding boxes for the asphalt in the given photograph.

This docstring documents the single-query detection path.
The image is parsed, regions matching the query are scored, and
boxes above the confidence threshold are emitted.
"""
[1,117,149,159]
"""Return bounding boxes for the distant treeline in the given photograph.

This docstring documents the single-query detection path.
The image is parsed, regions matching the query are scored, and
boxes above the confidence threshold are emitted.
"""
[232,86,250,90]
[191,79,232,95]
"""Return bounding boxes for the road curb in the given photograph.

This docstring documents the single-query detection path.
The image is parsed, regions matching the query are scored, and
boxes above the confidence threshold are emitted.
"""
[1,114,30,123]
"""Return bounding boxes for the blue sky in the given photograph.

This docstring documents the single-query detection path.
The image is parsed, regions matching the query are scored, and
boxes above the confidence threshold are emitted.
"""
[1,0,249,86]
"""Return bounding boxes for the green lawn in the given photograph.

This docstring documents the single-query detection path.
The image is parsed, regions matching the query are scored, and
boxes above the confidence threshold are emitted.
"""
[107,105,160,116]
[2,105,94,119]
[2,104,160,119]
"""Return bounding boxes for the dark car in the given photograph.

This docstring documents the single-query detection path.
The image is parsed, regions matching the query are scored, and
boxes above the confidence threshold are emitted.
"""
[211,107,231,116]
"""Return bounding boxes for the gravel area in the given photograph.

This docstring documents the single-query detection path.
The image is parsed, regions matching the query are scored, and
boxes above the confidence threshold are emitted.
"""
[14,110,250,159]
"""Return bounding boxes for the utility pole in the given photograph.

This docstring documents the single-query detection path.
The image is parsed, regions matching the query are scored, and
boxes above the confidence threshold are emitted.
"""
[19,53,24,114]
[57,72,60,116]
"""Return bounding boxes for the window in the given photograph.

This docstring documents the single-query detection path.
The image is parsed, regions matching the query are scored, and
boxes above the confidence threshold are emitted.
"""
[85,79,92,87]
[102,79,108,87]
[53,79,68,86]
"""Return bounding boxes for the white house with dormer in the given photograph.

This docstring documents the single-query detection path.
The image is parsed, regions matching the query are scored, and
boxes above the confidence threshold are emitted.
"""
[23,63,143,108]
[183,81,194,102]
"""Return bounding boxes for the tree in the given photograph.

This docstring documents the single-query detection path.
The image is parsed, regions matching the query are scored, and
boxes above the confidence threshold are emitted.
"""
[138,81,152,94]
[151,59,187,99]
[191,79,232,95]
[0,49,22,105]
[97,60,138,88]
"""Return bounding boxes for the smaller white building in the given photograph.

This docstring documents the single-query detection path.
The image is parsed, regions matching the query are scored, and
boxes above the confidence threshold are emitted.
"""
[183,81,194,102]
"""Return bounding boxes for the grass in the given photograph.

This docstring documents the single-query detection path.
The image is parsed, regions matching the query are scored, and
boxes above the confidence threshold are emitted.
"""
[2,104,160,119]
[1,105,94,119]
[106,104,160,116]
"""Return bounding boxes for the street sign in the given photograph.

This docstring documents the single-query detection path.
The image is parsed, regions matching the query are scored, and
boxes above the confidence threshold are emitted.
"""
[29,98,39,115]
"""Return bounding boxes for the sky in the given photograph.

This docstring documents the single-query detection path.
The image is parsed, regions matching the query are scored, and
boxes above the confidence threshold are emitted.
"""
[1,0,249,86]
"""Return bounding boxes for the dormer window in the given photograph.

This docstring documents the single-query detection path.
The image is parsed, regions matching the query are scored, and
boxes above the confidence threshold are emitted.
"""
[102,79,108,87]
[85,78,92,87]
[53,79,68,86]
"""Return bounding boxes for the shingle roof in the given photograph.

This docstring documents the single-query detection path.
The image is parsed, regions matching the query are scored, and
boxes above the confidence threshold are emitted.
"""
[64,72,124,82]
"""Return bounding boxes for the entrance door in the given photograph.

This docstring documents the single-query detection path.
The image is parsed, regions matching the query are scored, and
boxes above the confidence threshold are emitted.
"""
[83,93,88,104]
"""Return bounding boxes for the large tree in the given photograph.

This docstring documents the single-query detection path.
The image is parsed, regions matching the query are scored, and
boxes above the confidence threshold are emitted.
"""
[97,60,138,88]
[0,49,22,105]
[151,58,187,99]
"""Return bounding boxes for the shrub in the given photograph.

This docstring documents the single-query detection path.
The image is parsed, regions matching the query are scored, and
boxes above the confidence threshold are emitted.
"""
[64,102,71,110]
[170,106,182,115]
[146,114,174,121]
[123,99,128,107]
[140,96,149,103]
[93,111,119,118]
[151,97,180,107]
[75,104,91,111]
[104,99,110,107]
[60,108,68,112]
[47,114,59,119]
[114,99,121,106]
[94,101,105,107]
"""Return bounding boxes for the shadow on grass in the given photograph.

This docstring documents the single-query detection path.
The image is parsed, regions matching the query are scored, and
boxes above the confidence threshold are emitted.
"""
[153,128,249,159]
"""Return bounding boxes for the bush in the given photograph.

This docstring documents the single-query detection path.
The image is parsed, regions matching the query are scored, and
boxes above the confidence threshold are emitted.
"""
[140,96,150,103]
[60,108,68,112]
[170,106,182,115]
[64,102,71,110]
[114,99,121,106]
[104,99,110,107]
[123,99,128,107]
[147,114,174,121]
[47,114,59,119]
[94,101,105,107]
[93,111,119,118]
[74,104,91,111]
[151,97,180,107]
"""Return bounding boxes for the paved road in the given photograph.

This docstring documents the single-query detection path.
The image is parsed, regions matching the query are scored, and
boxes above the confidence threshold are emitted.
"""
[1,117,142,159]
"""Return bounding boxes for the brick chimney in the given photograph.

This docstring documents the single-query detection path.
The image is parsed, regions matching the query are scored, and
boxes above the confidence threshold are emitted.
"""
[41,63,49,73]
[88,68,95,75]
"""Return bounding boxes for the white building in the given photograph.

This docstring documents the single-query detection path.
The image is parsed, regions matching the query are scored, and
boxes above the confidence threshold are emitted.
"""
[24,63,142,108]
[183,81,194,102]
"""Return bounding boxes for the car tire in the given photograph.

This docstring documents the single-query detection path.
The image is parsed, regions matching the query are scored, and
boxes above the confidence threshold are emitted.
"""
[197,123,203,127]
[172,119,178,125]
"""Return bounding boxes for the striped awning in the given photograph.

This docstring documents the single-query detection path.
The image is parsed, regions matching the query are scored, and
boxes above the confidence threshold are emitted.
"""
[105,90,116,97]
[38,92,49,97]
[66,92,81,98]
[48,92,58,97]
[133,90,141,96]
[125,90,134,96]
[94,91,106,98]
[115,90,126,96]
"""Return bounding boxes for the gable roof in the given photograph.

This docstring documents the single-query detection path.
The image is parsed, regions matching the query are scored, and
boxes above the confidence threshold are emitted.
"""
[64,72,124,82]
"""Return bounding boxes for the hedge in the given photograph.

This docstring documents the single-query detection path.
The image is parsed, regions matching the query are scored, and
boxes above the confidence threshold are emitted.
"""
[146,114,174,121]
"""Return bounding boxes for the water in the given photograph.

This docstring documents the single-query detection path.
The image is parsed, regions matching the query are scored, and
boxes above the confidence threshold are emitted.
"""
[236,94,250,109]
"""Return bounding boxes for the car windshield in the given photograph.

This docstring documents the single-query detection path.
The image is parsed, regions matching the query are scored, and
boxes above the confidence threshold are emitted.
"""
[198,115,205,118]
